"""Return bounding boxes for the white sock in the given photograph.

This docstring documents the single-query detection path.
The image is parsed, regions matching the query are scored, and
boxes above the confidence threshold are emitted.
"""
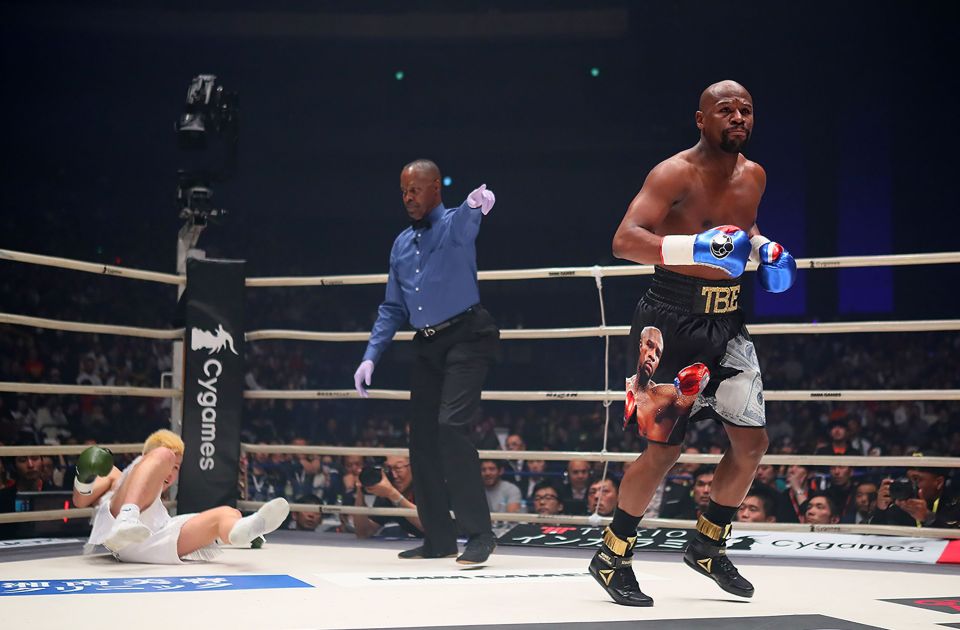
[228,513,264,546]
[228,498,289,545]
[117,503,141,522]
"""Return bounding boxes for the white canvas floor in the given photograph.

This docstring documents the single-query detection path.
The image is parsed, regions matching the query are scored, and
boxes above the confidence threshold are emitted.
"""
[1,534,957,630]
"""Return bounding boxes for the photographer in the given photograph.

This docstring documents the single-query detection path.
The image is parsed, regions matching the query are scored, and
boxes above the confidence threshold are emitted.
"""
[872,461,959,528]
[352,456,423,540]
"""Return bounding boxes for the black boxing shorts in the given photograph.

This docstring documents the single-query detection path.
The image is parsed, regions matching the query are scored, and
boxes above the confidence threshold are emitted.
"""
[624,267,765,446]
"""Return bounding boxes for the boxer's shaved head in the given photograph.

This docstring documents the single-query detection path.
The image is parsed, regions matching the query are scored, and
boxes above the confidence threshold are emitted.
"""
[699,80,752,111]
[696,80,754,154]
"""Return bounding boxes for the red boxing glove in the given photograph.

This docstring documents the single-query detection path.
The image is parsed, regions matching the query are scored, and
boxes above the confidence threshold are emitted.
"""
[674,363,710,397]
[624,387,637,427]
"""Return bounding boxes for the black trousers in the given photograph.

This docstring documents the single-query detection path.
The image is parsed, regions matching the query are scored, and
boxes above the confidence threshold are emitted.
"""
[409,306,499,552]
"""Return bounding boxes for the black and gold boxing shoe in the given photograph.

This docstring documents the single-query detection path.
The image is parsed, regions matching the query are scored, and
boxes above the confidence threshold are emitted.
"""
[588,526,654,607]
[682,515,755,598]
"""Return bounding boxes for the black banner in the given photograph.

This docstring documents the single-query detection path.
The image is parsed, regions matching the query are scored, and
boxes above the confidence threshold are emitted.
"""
[178,258,245,513]
[497,524,693,553]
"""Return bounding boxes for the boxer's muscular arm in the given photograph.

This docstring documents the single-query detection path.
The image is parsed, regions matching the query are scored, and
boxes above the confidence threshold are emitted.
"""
[612,160,689,264]
[746,165,768,238]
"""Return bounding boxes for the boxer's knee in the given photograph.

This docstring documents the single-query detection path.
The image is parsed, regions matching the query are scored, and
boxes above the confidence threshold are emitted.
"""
[731,429,769,461]
[643,442,683,470]
[219,506,241,520]
[143,445,178,471]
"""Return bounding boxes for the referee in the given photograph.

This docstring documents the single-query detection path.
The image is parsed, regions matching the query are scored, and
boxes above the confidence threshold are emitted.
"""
[354,159,500,564]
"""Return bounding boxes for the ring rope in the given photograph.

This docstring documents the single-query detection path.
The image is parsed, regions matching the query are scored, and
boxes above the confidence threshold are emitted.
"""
[0,312,184,340]
[3,382,948,402]
[0,248,184,285]
[233,444,960,469]
[0,444,144,457]
[242,388,960,402]
[0,315,955,342]
[591,266,614,520]
[244,252,960,287]
[0,382,181,398]
[0,500,956,539]
[244,319,960,342]
[4,442,954,468]
[0,501,174,525]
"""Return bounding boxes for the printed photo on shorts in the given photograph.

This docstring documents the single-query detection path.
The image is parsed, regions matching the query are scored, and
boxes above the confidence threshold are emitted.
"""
[624,326,710,444]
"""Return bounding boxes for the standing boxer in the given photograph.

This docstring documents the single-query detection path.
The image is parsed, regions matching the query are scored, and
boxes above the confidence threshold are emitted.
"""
[589,80,796,606]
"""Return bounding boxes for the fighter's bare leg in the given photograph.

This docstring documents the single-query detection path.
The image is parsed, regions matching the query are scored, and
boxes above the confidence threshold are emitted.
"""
[617,442,682,515]
[177,506,241,556]
[110,447,177,517]
[710,426,769,506]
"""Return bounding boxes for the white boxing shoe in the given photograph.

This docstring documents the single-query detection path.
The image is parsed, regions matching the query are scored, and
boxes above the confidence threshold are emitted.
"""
[103,517,151,553]
[228,498,290,546]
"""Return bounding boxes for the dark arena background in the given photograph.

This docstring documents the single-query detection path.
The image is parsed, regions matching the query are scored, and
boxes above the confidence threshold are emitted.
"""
[1,2,958,629]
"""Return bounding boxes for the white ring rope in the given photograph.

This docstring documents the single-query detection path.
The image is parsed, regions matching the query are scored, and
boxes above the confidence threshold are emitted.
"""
[0,382,181,398]
[244,252,960,287]
[0,444,144,457]
[245,319,960,342]
[0,314,955,342]
[0,500,955,539]
[243,388,960,402]
[1,383,952,402]
[0,501,174,525]
[236,443,960,469]
[0,312,184,340]
[592,265,613,520]
[0,248,184,285]
[5,247,956,290]
[4,442,954,470]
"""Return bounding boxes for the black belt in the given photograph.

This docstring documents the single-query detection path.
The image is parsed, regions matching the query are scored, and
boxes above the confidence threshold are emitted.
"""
[417,305,480,337]
[647,267,741,315]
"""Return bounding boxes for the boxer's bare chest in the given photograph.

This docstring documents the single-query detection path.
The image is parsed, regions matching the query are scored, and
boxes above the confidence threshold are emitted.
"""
[657,161,763,280]
[661,168,761,235]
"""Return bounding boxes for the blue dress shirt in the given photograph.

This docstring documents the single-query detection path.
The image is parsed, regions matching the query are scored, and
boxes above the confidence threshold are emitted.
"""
[362,201,483,364]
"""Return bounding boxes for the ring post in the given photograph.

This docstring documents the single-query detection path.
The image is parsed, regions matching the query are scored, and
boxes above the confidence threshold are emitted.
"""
[177,257,246,513]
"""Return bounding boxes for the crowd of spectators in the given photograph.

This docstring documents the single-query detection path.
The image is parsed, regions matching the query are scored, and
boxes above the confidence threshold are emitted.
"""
[1,264,957,538]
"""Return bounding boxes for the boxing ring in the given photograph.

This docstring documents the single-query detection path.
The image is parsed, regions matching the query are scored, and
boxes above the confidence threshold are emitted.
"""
[1,246,960,629]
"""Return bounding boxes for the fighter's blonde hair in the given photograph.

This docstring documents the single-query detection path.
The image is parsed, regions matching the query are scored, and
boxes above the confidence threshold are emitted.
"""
[143,429,185,456]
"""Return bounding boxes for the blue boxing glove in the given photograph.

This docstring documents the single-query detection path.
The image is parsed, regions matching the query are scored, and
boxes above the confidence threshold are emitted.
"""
[752,235,797,293]
[660,225,752,278]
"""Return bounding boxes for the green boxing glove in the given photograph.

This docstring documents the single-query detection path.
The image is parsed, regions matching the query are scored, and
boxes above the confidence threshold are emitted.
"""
[74,446,114,495]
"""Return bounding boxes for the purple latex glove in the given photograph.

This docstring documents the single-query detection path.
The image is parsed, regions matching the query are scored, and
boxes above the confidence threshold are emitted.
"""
[353,360,374,398]
[466,184,496,215]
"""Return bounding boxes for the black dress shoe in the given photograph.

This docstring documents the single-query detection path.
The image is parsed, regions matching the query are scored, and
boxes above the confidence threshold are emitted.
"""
[588,527,653,607]
[683,516,754,598]
[397,544,458,560]
[456,534,496,564]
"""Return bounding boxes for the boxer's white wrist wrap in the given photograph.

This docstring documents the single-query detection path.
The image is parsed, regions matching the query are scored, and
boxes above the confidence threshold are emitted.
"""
[74,477,95,495]
[749,235,771,263]
[660,234,696,265]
